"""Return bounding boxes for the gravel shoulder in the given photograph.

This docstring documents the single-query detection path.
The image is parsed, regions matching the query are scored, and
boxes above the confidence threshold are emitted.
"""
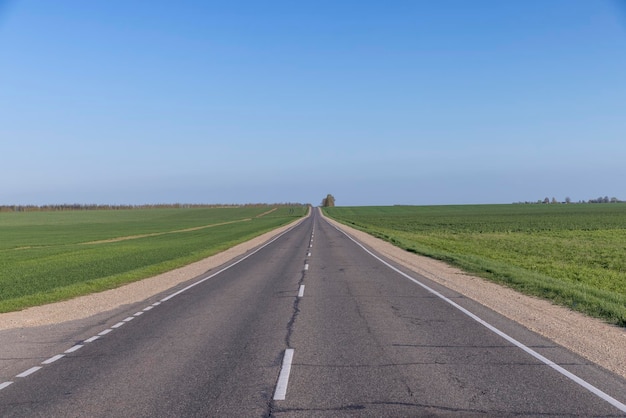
[1,211,624,380]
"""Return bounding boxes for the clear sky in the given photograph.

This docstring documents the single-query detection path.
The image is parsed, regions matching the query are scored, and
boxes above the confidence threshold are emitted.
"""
[1,1,625,206]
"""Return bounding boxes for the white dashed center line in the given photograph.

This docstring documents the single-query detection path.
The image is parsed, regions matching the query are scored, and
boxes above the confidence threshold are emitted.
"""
[0,382,13,390]
[298,285,305,297]
[273,349,294,400]
[42,354,65,365]
[16,367,42,378]
[65,344,84,354]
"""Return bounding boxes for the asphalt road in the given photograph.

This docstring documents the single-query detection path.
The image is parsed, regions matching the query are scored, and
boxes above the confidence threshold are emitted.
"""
[1,208,625,417]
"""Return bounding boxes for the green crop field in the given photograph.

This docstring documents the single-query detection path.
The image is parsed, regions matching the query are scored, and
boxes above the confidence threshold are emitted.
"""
[0,206,307,313]
[324,204,626,326]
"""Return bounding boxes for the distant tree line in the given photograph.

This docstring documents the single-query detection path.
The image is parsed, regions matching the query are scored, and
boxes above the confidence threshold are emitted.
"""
[514,196,623,205]
[0,203,308,213]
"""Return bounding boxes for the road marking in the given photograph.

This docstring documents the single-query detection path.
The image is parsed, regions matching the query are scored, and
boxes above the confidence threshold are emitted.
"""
[332,222,626,413]
[0,382,13,391]
[143,306,154,311]
[304,263,309,271]
[98,329,113,336]
[307,252,311,257]
[152,301,161,306]
[160,219,306,303]
[84,335,100,343]
[309,244,313,248]
[134,311,144,317]
[42,354,65,365]
[298,285,305,297]
[123,316,135,322]
[16,367,41,378]
[111,321,125,329]
[65,344,84,354]
[274,349,294,400]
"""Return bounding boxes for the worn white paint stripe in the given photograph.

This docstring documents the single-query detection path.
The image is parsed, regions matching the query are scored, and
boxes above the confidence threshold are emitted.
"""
[143,306,154,311]
[134,311,144,317]
[123,316,135,322]
[160,218,306,303]
[111,321,125,329]
[42,354,65,365]
[16,367,41,378]
[298,285,305,297]
[0,382,13,391]
[84,336,100,343]
[98,329,113,336]
[331,222,626,413]
[152,301,161,306]
[273,349,294,400]
[304,264,309,271]
[307,252,311,257]
[65,344,84,354]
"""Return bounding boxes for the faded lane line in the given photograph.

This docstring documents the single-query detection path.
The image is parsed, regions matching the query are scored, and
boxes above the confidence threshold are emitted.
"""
[42,355,65,365]
[298,285,305,298]
[65,344,84,354]
[16,367,41,378]
[274,349,295,401]
[304,264,309,271]
[0,382,13,391]
[329,221,626,414]
[84,336,100,343]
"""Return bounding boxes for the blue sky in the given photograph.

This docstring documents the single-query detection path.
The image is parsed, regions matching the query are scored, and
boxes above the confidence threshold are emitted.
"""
[1,1,625,206]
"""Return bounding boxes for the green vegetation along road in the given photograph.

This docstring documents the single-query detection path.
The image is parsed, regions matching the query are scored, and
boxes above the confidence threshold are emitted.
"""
[324,204,626,326]
[0,206,307,312]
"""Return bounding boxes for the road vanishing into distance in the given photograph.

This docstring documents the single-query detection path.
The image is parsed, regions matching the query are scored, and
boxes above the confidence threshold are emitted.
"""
[1,209,625,417]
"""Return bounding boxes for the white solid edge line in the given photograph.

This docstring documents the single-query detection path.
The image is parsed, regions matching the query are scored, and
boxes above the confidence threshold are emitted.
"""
[0,382,13,390]
[330,221,626,413]
[16,367,42,378]
[160,217,307,303]
[273,349,294,400]
[42,354,65,365]
[298,285,305,297]
[65,344,84,354]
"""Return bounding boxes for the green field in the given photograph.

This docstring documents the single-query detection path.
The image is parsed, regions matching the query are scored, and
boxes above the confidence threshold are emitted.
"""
[324,204,626,326]
[0,206,307,312]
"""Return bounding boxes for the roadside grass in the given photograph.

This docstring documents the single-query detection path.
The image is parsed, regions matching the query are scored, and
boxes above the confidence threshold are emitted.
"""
[0,206,306,312]
[324,204,626,326]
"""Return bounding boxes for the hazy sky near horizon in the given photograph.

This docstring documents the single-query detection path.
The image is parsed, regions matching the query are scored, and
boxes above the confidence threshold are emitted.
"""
[1,1,625,206]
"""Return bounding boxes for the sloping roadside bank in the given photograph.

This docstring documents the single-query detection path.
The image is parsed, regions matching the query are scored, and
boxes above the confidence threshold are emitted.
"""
[322,211,626,380]
[0,214,307,330]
